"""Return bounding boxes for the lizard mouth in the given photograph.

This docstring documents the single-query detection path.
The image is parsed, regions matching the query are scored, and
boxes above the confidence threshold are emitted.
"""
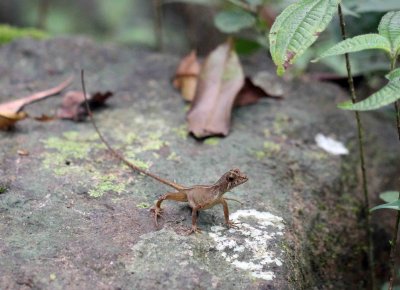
[235,174,248,186]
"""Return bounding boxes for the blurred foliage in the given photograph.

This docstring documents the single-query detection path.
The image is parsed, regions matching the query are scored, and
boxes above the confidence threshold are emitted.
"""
[0,24,47,45]
[1,0,400,77]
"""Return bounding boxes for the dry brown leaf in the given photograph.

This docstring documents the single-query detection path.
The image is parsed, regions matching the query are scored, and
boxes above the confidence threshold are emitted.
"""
[173,50,201,102]
[235,78,266,107]
[0,77,73,113]
[0,77,72,130]
[187,40,245,138]
[57,91,113,121]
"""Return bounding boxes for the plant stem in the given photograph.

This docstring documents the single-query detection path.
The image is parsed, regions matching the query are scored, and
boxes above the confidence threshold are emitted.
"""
[389,213,400,290]
[388,59,400,290]
[37,0,49,30]
[338,4,375,290]
[152,0,163,51]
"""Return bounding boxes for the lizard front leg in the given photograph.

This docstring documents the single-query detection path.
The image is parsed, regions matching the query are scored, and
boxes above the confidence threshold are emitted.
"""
[221,198,239,229]
[151,191,187,226]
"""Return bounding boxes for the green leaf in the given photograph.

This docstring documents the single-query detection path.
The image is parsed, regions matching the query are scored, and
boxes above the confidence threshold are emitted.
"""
[371,199,400,212]
[338,80,400,111]
[380,191,400,203]
[214,10,256,33]
[386,68,400,81]
[394,36,400,57]
[378,11,400,57]
[269,0,340,76]
[315,34,391,61]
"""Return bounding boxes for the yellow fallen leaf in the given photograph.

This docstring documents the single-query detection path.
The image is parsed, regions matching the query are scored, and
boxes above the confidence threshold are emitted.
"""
[173,50,201,102]
[0,111,27,130]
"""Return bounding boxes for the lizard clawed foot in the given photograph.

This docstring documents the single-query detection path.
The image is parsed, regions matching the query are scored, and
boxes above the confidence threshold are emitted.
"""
[186,225,202,235]
[150,207,164,227]
[226,220,240,229]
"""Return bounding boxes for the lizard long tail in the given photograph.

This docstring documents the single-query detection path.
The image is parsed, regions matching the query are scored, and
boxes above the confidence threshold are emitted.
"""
[81,70,185,191]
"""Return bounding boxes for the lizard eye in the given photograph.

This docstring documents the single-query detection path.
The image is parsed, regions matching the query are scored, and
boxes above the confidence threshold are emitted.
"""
[227,175,235,182]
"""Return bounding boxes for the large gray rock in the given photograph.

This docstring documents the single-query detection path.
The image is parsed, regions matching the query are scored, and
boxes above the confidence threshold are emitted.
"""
[0,37,398,289]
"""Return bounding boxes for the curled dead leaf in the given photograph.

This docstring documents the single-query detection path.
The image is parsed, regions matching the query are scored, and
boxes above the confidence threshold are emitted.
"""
[173,50,201,102]
[57,91,113,121]
[33,114,56,122]
[17,149,29,156]
[187,40,245,138]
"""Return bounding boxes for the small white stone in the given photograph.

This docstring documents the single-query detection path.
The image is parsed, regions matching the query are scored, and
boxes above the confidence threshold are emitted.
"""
[315,133,349,155]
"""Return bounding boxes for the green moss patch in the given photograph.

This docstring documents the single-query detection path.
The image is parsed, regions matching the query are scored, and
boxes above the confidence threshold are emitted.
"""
[0,25,48,45]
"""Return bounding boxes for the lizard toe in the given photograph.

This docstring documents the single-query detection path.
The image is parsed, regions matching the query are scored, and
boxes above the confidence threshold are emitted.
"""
[187,226,202,235]
[226,220,240,229]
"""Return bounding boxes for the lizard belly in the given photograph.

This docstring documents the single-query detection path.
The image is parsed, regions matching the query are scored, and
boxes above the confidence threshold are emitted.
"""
[198,198,221,210]
[186,186,221,210]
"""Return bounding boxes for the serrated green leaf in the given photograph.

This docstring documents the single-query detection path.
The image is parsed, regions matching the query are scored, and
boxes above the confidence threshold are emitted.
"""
[378,11,400,41]
[394,35,400,57]
[371,199,400,212]
[380,191,400,203]
[214,10,256,33]
[315,34,391,61]
[269,0,339,76]
[386,68,400,81]
[378,11,400,57]
[338,80,400,111]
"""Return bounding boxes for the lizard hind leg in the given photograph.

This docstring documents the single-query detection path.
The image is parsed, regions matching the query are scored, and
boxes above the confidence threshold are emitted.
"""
[151,191,188,227]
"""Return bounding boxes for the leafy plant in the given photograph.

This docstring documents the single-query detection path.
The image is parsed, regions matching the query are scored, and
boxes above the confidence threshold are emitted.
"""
[269,2,400,289]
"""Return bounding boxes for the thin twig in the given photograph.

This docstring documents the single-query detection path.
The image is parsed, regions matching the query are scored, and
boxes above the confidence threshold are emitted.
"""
[80,70,184,190]
[338,4,375,290]
[392,57,400,141]
[389,211,400,290]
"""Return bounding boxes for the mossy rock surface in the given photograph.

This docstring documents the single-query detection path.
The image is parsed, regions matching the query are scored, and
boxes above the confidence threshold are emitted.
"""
[0,37,398,289]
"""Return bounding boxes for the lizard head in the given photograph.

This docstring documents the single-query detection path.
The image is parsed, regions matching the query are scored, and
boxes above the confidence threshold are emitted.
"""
[222,168,248,191]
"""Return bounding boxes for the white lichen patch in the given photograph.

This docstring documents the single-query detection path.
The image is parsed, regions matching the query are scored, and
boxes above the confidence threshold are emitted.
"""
[315,133,349,155]
[209,209,285,281]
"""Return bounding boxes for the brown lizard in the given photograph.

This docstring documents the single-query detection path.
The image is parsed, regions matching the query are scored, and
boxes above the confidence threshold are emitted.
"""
[80,70,248,234]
